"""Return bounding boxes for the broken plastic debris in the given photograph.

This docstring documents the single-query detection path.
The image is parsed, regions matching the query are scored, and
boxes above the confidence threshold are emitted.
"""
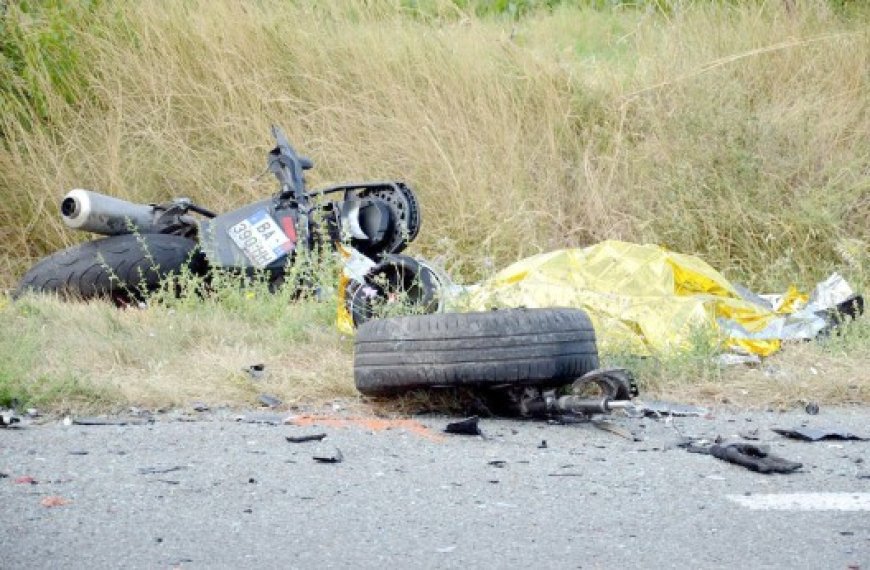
[636,400,707,417]
[1,411,21,427]
[444,416,481,436]
[686,442,802,474]
[772,427,867,442]
[244,363,266,380]
[313,447,344,463]
[285,433,328,443]
[714,353,762,367]
[258,394,282,408]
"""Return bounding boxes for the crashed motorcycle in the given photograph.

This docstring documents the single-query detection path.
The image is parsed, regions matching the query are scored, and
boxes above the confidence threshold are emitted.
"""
[15,126,443,325]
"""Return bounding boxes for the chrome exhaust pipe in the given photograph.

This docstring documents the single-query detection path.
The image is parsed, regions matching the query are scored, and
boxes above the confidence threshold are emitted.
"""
[61,189,158,236]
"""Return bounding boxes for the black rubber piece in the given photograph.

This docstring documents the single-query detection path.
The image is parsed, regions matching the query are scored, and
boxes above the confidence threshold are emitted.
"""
[354,308,599,396]
[15,233,198,303]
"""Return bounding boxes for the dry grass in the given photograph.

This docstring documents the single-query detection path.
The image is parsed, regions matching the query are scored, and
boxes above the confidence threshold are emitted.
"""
[606,315,870,408]
[1,1,868,291]
[1,1,867,412]
[1,290,867,412]
[0,294,355,412]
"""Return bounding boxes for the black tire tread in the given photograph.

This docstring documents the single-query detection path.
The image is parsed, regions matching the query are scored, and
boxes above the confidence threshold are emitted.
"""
[15,234,196,301]
[354,308,599,396]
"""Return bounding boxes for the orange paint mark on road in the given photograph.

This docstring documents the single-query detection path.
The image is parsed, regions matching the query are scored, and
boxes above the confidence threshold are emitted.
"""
[287,415,443,442]
[40,496,70,507]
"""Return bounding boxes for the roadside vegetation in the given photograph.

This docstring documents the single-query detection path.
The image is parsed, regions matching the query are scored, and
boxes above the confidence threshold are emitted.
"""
[1,0,867,411]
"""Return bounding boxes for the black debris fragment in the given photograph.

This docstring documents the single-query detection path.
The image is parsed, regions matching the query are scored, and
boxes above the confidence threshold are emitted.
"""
[686,442,802,474]
[710,443,802,474]
[191,402,210,412]
[773,427,868,442]
[68,450,89,456]
[237,413,284,425]
[258,394,282,408]
[538,440,548,449]
[805,402,820,415]
[138,466,187,475]
[285,433,328,443]
[636,400,707,418]
[488,460,507,468]
[444,416,481,436]
[244,363,266,380]
[313,448,344,464]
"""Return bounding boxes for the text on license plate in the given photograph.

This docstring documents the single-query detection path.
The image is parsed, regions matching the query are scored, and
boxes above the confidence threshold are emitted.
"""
[227,210,294,268]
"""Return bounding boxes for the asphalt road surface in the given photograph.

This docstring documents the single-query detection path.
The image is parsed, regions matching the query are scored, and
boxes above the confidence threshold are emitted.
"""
[2,405,868,569]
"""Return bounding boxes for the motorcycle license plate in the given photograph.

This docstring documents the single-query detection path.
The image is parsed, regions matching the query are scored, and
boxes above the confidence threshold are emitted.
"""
[227,210,294,268]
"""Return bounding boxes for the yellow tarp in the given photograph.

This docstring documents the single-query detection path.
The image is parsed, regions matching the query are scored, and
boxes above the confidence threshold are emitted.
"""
[457,241,786,357]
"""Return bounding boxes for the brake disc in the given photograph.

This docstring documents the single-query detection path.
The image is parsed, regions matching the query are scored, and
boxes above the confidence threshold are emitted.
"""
[357,183,421,254]
[570,368,638,401]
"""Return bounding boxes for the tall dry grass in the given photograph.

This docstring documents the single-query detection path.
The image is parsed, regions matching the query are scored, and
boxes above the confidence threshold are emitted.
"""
[1,0,867,290]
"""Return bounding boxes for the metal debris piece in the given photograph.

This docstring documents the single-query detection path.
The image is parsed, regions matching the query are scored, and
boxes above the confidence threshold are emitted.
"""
[258,394,282,408]
[137,466,187,475]
[444,416,481,436]
[313,448,344,464]
[635,400,707,418]
[592,420,641,441]
[285,433,328,443]
[72,416,153,426]
[571,367,638,400]
[772,427,867,442]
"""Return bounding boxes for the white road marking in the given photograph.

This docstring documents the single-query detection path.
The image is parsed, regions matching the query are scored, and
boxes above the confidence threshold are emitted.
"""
[727,493,870,511]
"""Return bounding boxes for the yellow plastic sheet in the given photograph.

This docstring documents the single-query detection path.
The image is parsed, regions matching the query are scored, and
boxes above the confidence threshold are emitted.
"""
[458,241,786,356]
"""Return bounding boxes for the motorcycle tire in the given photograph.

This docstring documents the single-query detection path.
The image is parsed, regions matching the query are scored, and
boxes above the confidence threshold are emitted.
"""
[354,308,599,396]
[15,234,199,303]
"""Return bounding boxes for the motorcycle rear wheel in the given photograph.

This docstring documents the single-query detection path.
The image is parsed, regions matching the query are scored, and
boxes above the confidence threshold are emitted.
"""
[15,234,199,304]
